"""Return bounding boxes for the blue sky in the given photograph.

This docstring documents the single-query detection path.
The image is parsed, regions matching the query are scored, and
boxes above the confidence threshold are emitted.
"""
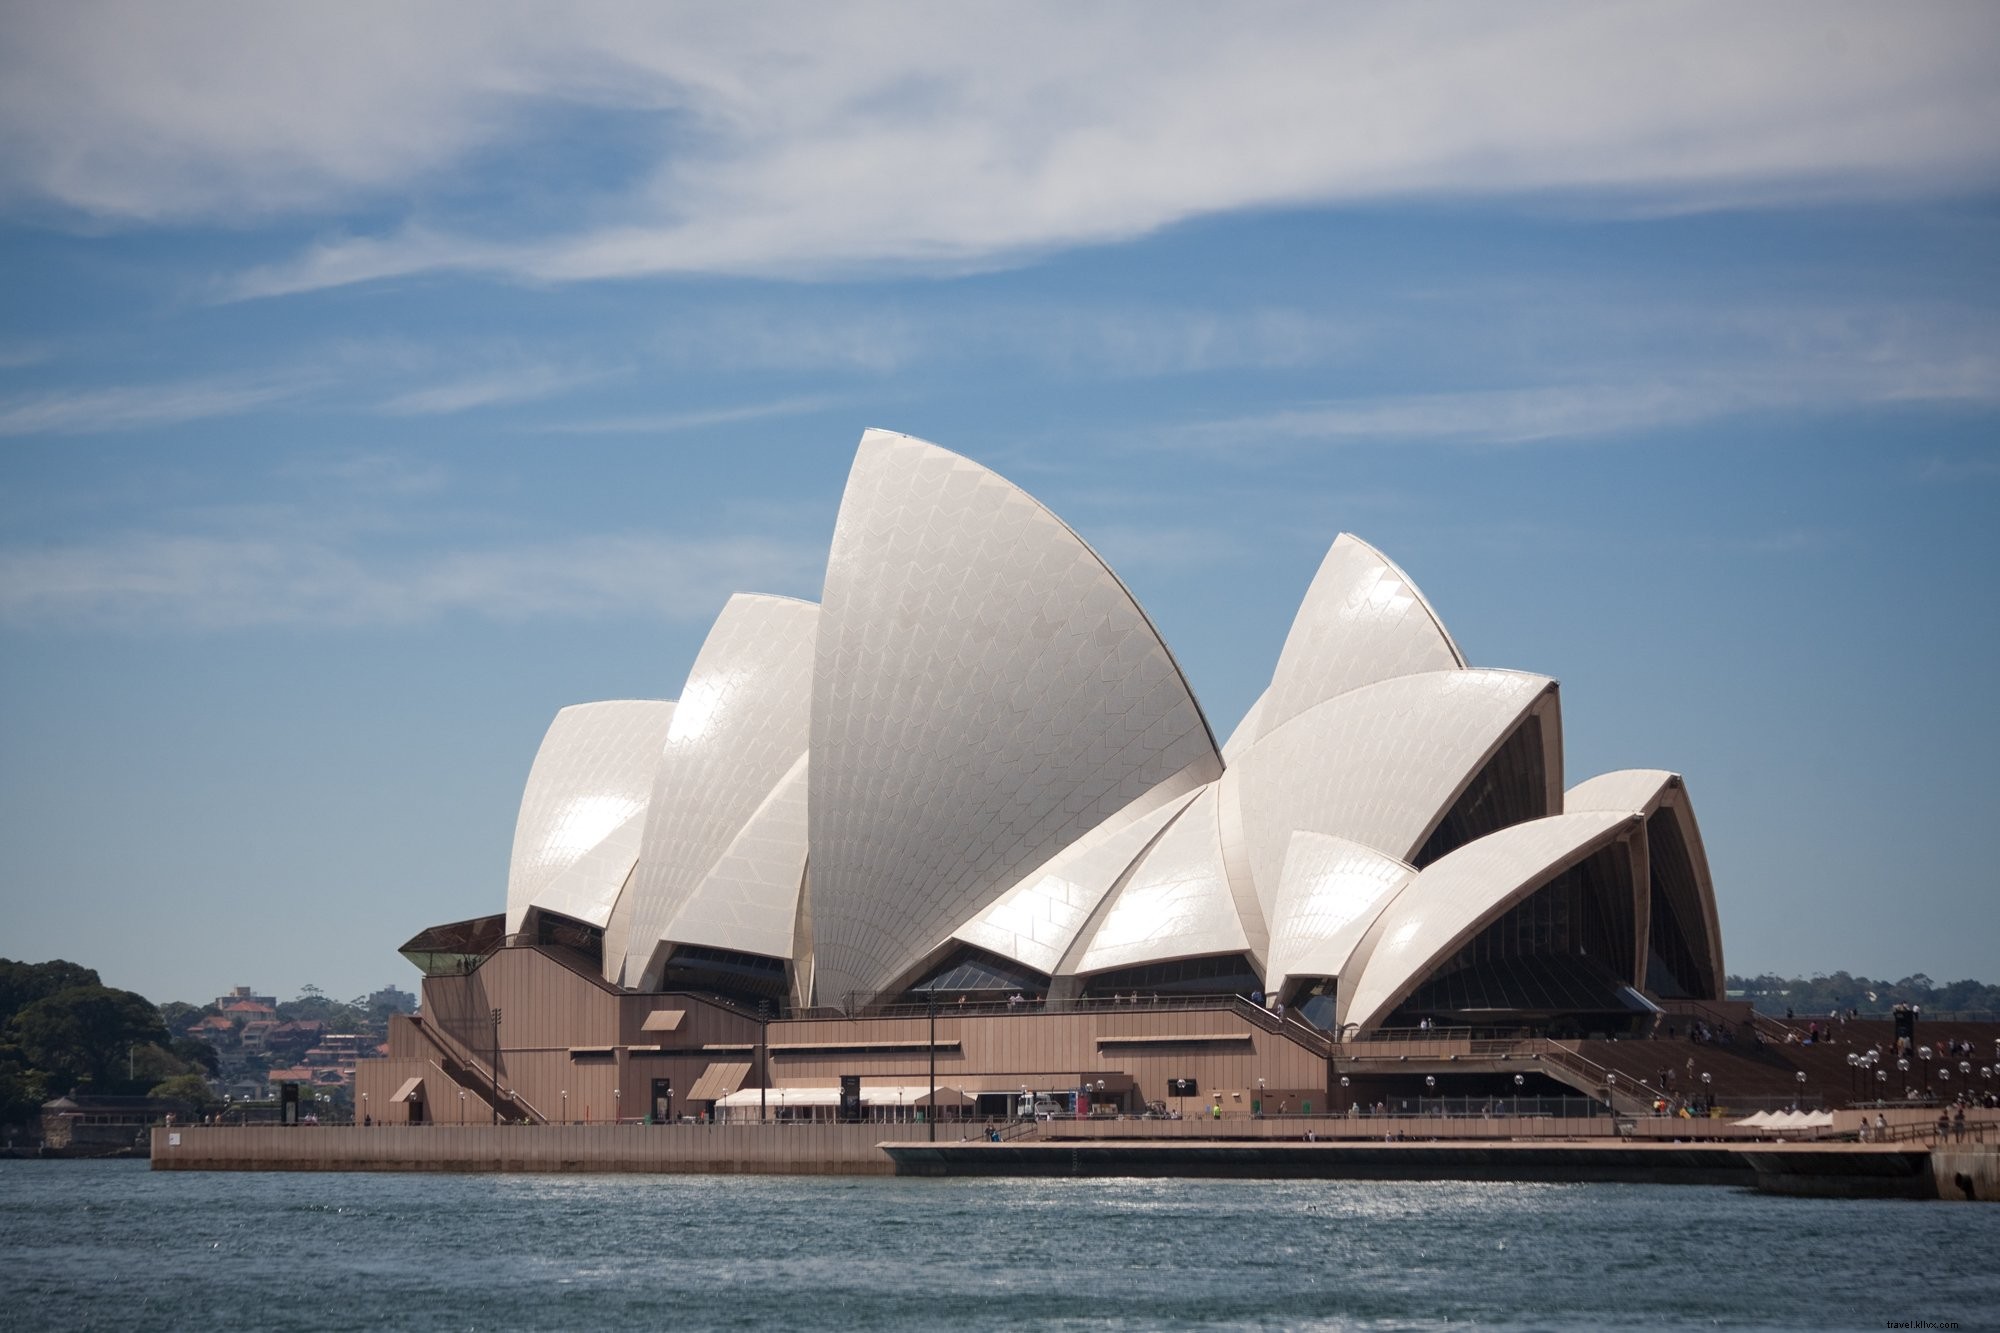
[1,4,1996,1006]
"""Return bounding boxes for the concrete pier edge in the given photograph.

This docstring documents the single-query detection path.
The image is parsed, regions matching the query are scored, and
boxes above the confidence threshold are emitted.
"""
[149,1125,1997,1199]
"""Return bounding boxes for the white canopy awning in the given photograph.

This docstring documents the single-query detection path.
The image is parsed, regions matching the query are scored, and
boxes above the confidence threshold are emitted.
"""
[714,1084,957,1110]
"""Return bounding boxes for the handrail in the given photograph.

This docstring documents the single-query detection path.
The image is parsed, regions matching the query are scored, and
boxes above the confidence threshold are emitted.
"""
[1537,1041,1668,1114]
[409,1014,546,1125]
[1873,1118,1993,1146]
[799,992,1263,1022]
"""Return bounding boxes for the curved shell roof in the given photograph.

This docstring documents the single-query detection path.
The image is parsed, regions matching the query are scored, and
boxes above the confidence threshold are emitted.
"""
[656,750,810,962]
[1257,534,1465,742]
[1564,768,1677,815]
[1070,784,1250,976]
[1338,809,1641,1034]
[611,593,817,988]
[504,700,678,935]
[1232,668,1557,919]
[1265,831,1414,993]
[953,780,1202,977]
[807,430,1223,1007]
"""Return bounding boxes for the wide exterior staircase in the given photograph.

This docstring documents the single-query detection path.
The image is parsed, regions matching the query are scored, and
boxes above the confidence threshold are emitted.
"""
[389,1013,546,1125]
[1333,1004,1999,1118]
[1573,1015,1999,1114]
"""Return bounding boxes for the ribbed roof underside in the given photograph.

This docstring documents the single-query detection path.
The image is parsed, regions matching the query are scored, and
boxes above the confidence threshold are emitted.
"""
[1339,809,1638,1035]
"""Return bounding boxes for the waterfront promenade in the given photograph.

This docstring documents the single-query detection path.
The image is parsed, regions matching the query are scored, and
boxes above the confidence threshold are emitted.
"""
[150,1113,1998,1199]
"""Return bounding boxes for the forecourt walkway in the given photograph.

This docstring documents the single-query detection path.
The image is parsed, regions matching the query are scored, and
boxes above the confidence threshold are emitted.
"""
[151,1121,1998,1200]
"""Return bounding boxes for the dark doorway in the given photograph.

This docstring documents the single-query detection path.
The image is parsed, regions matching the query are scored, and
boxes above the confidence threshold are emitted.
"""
[651,1078,673,1124]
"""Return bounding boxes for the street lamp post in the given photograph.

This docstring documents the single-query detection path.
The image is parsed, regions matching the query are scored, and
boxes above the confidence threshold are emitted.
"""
[490,1008,503,1125]
[561,1090,568,1125]
[458,1089,466,1125]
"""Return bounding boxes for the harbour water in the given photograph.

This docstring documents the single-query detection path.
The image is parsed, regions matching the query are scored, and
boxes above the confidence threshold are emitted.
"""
[3,1160,1993,1330]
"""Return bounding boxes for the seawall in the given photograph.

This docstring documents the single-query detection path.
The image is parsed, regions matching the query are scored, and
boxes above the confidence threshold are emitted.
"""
[151,1123,896,1175]
[150,1125,1996,1199]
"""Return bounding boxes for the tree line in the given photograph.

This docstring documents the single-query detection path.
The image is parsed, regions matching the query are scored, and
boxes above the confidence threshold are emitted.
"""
[0,958,219,1123]
[1728,971,2000,1017]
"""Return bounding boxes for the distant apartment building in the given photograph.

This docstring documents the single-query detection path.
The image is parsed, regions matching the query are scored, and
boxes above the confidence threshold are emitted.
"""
[369,984,417,1015]
[214,985,277,1010]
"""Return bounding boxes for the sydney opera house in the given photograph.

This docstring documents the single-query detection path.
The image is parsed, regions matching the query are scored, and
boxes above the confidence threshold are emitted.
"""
[358,430,1727,1127]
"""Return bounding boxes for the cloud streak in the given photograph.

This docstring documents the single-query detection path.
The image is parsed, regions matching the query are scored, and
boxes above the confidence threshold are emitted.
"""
[376,362,607,415]
[0,529,823,630]
[3,4,1993,293]
[0,377,305,436]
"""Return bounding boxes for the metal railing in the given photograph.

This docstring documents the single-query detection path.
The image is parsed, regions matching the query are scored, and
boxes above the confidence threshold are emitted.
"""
[802,991,1267,1021]
[1314,1095,1610,1120]
[408,1014,543,1125]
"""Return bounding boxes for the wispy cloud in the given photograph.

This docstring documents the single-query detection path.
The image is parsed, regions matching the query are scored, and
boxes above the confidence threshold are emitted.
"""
[0,342,53,369]
[279,452,452,497]
[639,304,1352,378]
[0,530,822,630]
[543,394,853,436]
[376,362,607,415]
[1917,456,2000,483]
[5,6,1990,292]
[0,377,305,436]
[1165,335,2000,452]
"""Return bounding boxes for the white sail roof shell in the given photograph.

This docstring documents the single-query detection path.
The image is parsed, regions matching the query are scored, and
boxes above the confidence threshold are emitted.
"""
[611,593,817,987]
[504,700,678,935]
[1565,768,1678,816]
[657,751,810,961]
[1265,831,1414,993]
[525,810,646,930]
[1338,809,1642,1035]
[808,430,1223,1007]
[1231,668,1557,921]
[953,782,1202,977]
[1258,534,1465,741]
[1070,784,1252,976]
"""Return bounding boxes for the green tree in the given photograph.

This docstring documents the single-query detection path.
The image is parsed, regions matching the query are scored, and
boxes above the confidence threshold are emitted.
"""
[0,959,102,1028]
[0,1055,45,1124]
[171,1036,221,1076]
[9,985,169,1094]
[148,1072,218,1113]
[157,1001,209,1037]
